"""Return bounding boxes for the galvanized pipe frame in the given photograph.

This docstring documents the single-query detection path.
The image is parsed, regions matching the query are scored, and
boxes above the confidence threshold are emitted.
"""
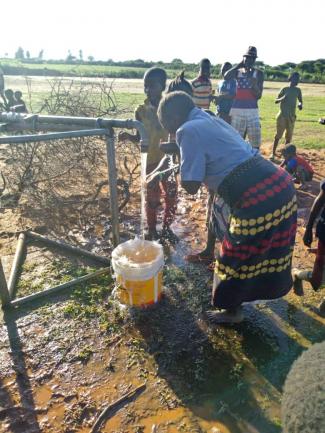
[0,112,149,151]
[0,112,149,246]
[0,112,149,308]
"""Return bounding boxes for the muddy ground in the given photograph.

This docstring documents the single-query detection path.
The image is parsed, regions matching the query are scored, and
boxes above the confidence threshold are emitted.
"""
[0,144,325,433]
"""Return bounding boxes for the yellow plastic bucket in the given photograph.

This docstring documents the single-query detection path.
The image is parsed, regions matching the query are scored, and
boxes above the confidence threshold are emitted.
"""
[111,238,164,307]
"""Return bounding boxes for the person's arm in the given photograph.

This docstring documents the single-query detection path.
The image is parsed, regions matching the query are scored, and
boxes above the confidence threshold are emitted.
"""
[297,88,303,110]
[177,127,205,195]
[118,109,141,143]
[224,62,243,80]
[251,69,264,99]
[275,88,286,104]
[285,158,297,174]
[303,184,325,246]
[218,83,236,99]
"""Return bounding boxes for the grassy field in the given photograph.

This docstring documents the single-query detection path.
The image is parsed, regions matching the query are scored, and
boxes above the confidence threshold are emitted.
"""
[118,82,325,149]
[1,59,182,78]
[4,75,325,149]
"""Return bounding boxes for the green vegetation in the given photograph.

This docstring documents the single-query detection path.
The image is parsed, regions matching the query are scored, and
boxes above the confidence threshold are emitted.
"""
[1,57,325,83]
[117,91,325,149]
[5,76,325,149]
[258,94,325,149]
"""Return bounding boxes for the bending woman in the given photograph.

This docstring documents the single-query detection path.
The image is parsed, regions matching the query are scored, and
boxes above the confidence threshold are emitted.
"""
[157,91,297,324]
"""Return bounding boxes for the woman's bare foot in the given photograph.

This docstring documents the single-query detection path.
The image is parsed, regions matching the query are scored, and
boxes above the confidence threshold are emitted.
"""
[206,306,244,324]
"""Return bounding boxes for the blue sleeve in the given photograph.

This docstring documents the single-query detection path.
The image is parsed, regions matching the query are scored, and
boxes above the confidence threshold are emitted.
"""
[229,79,237,97]
[177,127,206,182]
[286,158,297,172]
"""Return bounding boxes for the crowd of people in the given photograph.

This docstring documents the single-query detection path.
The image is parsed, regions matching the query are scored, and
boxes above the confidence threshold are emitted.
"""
[0,51,323,323]
[0,65,28,113]
[119,46,325,323]
[0,88,28,113]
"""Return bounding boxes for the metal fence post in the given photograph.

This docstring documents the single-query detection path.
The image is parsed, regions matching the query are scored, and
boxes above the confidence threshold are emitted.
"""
[7,232,26,299]
[105,129,120,247]
[0,259,11,307]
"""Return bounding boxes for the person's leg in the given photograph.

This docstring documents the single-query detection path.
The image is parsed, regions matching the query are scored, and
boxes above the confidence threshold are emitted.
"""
[146,163,161,240]
[293,240,325,294]
[318,297,325,316]
[310,240,325,290]
[271,115,286,158]
[296,166,308,184]
[285,117,295,144]
[246,111,261,150]
[231,111,247,138]
[206,271,244,324]
[186,191,217,262]
[160,175,178,243]
[203,191,217,255]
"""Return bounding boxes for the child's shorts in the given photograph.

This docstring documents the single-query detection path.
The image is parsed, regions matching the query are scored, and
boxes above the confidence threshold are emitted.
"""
[275,114,296,143]
[296,166,313,183]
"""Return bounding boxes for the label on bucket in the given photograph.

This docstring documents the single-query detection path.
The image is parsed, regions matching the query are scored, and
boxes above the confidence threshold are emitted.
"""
[116,271,163,307]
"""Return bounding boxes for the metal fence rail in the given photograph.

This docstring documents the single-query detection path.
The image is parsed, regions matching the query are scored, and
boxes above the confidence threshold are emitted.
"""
[0,111,148,308]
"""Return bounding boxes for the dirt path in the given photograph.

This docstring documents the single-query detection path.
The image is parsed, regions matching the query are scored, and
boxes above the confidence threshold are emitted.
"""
[0,146,325,433]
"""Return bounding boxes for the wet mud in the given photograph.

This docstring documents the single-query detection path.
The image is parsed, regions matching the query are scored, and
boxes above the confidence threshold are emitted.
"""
[0,147,325,433]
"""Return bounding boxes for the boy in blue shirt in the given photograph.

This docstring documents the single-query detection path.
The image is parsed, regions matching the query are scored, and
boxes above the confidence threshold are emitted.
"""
[215,62,236,124]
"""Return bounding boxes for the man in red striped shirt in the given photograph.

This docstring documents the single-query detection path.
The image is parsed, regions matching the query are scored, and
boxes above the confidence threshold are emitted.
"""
[191,58,213,110]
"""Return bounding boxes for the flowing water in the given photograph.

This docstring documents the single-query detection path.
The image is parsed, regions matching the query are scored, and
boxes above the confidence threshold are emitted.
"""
[140,152,147,239]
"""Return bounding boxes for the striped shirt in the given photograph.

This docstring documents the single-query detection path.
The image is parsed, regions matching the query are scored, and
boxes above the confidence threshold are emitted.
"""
[191,76,212,109]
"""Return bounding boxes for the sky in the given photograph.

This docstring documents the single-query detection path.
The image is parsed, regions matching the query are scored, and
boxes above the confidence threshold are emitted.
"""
[1,0,324,66]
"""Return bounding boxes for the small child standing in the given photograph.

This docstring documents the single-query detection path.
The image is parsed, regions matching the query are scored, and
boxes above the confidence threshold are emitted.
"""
[119,67,177,242]
[4,89,16,111]
[280,144,314,184]
[271,72,303,159]
[191,58,213,110]
[215,62,236,124]
[13,90,28,113]
[293,179,325,316]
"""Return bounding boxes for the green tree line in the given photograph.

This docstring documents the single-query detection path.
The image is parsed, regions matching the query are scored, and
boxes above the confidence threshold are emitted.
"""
[2,48,325,83]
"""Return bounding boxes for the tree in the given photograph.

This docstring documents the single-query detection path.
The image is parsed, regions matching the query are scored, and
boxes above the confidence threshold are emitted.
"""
[38,49,44,60]
[15,47,25,60]
[66,50,76,62]
[171,58,183,64]
[26,51,30,59]
[88,55,94,62]
[79,49,83,62]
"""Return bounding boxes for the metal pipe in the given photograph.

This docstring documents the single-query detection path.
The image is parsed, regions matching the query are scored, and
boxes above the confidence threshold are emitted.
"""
[0,128,108,144]
[8,233,27,299]
[0,259,11,307]
[0,113,150,249]
[105,132,120,247]
[26,231,110,265]
[0,112,149,151]
[11,267,110,307]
